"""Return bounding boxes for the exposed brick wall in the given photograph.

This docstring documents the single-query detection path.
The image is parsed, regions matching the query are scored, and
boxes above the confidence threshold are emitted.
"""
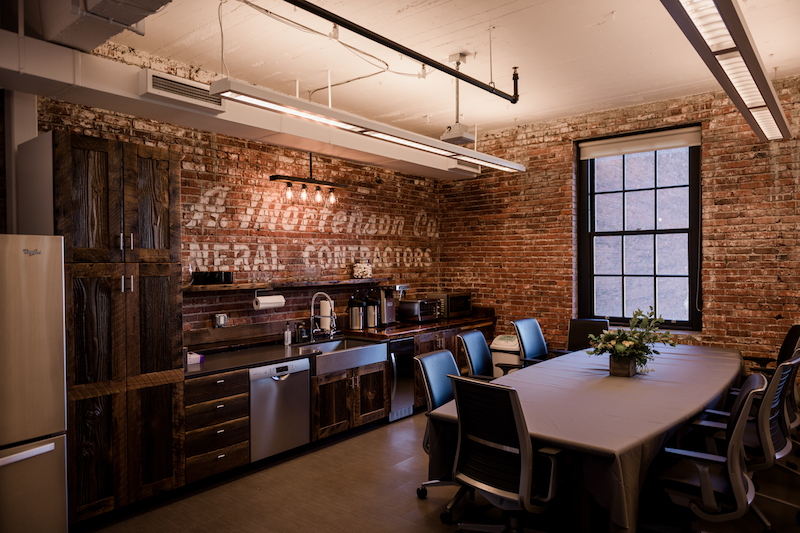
[440,76,800,359]
[35,69,800,360]
[37,99,442,334]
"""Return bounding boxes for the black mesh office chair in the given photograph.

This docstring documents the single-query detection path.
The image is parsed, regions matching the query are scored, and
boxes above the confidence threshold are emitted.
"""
[511,318,551,367]
[414,350,470,522]
[649,373,769,531]
[449,374,560,533]
[458,330,521,378]
[549,318,609,356]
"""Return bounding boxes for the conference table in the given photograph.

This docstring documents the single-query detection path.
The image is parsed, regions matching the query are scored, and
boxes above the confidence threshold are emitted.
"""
[427,344,743,532]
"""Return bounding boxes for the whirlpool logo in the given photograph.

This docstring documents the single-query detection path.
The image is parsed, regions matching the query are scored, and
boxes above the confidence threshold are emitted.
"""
[23,248,42,256]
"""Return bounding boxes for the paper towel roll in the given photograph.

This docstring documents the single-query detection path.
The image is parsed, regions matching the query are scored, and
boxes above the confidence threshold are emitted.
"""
[253,295,286,310]
[320,300,331,331]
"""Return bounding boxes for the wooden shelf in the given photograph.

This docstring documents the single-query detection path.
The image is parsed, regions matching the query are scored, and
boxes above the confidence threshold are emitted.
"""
[184,277,390,293]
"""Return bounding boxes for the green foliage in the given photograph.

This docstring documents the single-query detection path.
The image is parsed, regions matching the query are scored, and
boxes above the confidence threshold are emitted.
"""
[587,307,676,371]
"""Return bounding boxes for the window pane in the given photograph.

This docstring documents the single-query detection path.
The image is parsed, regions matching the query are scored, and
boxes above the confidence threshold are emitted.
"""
[625,190,654,231]
[657,234,688,275]
[595,155,623,192]
[595,276,621,317]
[596,192,623,232]
[625,151,655,190]
[624,235,653,275]
[657,277,689,321]
[624,277,654,317]
[657,147,689,187]
[657,187,689,229]
[595,236,621,275]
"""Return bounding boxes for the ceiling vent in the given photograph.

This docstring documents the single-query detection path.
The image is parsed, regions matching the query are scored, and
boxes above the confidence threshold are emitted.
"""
[139,70,226,114]
[448,158,481,177]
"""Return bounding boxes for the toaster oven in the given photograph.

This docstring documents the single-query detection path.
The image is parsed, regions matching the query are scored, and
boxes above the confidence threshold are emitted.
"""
[427,292,472,318]
[398,299,440,322]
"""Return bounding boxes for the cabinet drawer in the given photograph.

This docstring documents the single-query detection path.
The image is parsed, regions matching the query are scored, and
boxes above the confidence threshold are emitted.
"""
[185,370,249,405]
[185,441,250,484]
[185,393,249,432]
[185,417,249,457]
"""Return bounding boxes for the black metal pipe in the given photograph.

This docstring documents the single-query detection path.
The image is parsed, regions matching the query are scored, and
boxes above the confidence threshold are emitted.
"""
[281,0,520,104]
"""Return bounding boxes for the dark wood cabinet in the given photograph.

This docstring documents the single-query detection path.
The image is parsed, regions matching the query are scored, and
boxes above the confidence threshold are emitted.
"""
[311,361,389,441]
[58,132,183,523]
[54,131,181,264]
[184,370,250,484]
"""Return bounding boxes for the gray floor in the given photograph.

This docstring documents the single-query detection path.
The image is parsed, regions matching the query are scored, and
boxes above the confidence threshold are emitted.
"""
[74,413,800,533]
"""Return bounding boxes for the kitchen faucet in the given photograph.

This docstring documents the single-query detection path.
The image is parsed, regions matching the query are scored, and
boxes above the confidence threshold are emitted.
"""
[310,291,337,342]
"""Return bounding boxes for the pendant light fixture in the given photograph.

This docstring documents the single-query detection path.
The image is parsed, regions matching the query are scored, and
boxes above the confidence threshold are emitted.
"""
[660,0,791,141]
[271,152,348,206]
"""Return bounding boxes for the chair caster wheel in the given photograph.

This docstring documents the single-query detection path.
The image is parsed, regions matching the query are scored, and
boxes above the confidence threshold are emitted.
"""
[416,487,427,499]
[440,510,453,524]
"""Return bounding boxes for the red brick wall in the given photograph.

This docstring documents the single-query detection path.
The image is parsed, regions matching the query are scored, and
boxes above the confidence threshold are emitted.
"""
[37,99,442,334]
[440,76,800,359]
[36,74,800,359]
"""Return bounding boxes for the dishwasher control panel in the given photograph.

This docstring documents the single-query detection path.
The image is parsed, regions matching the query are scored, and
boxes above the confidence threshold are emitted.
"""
[249,358,310,380]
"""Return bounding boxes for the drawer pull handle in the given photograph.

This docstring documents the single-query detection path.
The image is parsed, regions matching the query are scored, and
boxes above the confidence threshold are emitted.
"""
[217,454,226,460]
[216,404,225,409]
[216,429,225,434]
[216,379,225,384]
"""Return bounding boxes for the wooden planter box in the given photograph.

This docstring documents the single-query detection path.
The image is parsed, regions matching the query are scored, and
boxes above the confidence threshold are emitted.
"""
[609,355,637,377]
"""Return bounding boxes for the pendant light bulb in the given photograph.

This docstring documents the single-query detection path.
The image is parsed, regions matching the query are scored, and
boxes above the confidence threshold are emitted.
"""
[285,182,293,200]
[328,188,336,205]
[314,186,323,204]
[300,184,308,202]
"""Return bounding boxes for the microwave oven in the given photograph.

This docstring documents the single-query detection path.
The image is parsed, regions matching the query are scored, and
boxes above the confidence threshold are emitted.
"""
[398,299,440,322]
[427,292,472,319]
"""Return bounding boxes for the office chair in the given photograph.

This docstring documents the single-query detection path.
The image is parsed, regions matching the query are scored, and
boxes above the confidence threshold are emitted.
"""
[647,373,769,532]
[414,350,470,522]
[549,318,609,356]
[449,374,560,533]
[458,330,521,378]
[698,349,800,527]
[511,318,551,367]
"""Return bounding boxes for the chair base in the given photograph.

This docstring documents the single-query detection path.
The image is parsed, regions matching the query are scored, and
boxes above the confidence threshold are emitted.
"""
[457,510,550,533]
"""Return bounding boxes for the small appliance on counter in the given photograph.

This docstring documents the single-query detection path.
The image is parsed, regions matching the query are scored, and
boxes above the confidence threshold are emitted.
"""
[347,296,366,330]
[374,284,408,326]
[427,291,472,318]
[398,298,440,322]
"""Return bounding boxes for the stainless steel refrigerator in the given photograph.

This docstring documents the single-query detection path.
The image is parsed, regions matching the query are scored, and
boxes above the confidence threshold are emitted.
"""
[0,234,68,532]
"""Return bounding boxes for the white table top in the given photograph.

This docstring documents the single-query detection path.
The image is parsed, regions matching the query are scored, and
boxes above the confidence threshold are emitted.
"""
[429,343,742,530]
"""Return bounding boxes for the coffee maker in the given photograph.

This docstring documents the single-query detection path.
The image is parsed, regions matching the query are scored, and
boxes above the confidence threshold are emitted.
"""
[374,284,407,326]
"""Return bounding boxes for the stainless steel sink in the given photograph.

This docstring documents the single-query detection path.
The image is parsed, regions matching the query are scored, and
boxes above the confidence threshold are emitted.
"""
[307,339,388,375]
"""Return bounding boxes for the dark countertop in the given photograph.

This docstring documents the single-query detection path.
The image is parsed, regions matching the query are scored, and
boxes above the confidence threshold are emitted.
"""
[185,314,495,378]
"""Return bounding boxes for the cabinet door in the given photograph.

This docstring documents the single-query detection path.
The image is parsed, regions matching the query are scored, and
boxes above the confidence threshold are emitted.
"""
[54,132,123,263]
[352,362,389,427]
[67,389,127,523]
[127,377,184,502]
[65,263,126,388]
[311,370,350,441]
[125,263,183,378]
[122,144,180,263]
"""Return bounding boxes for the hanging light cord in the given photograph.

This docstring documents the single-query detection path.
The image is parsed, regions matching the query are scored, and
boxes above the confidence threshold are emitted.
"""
[220,0,432,100]
[218,0,230,78]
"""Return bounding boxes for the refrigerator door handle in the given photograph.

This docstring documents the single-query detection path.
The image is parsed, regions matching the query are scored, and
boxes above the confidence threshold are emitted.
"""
[0,442,55,468]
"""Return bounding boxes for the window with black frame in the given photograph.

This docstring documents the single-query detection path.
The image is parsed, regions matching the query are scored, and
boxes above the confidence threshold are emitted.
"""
[577,127,701,330]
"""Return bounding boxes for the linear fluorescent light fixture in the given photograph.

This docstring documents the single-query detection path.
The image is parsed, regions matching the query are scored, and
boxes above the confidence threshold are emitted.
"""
[209,78,525,173]
[660,0,791,141]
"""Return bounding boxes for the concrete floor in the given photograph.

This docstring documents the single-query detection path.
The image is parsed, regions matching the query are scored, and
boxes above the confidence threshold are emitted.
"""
[73,413,800,533]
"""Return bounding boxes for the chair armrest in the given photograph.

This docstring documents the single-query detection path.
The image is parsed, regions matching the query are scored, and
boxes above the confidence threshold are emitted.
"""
[549,349,569,357]
[704,409,731,418]
[692,419,727,431]
[534,447,562,503]
[520,357,546,367]
[467,374,495,382]
[664,447,727,464]
[495,362,522,375]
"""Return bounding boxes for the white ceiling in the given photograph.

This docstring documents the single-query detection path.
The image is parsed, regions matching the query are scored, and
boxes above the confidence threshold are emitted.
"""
[96,0,800,139]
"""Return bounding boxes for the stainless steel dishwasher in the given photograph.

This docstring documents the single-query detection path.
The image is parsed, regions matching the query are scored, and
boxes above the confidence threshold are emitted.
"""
[249,358,310,462]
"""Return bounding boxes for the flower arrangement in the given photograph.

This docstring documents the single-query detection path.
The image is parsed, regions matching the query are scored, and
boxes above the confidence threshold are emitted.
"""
[587,307,676,373]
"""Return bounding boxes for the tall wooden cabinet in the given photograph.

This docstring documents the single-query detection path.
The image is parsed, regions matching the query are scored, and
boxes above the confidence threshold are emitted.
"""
[53,132,184,522]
